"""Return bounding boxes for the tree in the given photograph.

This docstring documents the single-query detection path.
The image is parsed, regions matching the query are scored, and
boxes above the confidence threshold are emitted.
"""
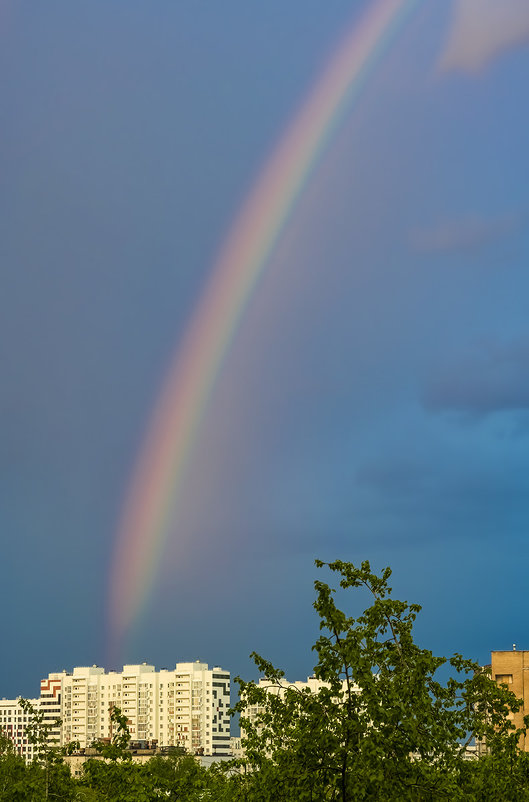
[144,752,209,801]
[235,559,529,801]
[0,700,78,802]
[0,730,29,802]
[92,706,132,762]
[80,706,139,801]
[17,697,76,801]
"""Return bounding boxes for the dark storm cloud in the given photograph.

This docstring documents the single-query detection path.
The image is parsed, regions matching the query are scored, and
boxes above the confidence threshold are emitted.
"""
[424,339,529,416]
[354,451,529,550]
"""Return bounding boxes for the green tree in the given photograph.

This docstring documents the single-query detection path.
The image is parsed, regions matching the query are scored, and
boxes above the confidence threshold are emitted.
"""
[92,705,132,762]
[81,706,136,801]
[17,697,77,802]
[81,705,189,802]
[235,559,529,801]
[19,698,60,762]
[144,752,208,801]
[0,701,78,802]
[0,730,29,802]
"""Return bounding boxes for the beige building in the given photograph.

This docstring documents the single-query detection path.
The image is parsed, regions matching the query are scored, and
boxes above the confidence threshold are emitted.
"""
[230,735,244,759]
[64,744,166,777]
[65,744,234,778]
[490,649,529,751]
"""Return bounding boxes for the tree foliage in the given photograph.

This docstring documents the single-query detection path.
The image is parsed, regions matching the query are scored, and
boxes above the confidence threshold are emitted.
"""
[2,559,529,799]
[235,559,529,801]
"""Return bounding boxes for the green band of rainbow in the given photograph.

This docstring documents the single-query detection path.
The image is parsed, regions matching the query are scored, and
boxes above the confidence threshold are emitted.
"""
[108,0,420,658]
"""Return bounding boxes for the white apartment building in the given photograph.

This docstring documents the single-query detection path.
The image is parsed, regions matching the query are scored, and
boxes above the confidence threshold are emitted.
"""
[0,697,39,761]
[243,674,334,722]
[44,661,230,756]
[240,675,353,756]
[40,673,64,746]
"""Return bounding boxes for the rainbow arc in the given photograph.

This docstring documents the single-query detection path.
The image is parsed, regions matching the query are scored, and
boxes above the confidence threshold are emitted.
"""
[108,0,420,659]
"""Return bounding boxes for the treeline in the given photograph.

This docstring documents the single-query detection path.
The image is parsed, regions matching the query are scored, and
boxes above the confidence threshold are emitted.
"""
[0,740,237,801]
[2,559,529,801]
[3,738,529,801]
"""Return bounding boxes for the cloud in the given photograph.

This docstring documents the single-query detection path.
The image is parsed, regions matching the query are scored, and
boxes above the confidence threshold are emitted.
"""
[439,0,529,73]
[424,339,529,416]
[410,212,521,254]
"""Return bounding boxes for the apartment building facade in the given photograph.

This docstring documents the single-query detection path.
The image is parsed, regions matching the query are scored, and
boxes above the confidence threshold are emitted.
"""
[240,674,344,753]
[489,648,529,752]
[1,661,230,761]
[0,697,39,761]
[52,661,231,755]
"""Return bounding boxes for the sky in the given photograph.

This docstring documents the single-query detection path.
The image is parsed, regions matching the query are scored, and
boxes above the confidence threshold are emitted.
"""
[2,0,529,700]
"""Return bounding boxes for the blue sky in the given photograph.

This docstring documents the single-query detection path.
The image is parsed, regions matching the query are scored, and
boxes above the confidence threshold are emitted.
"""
[2,0,529,698]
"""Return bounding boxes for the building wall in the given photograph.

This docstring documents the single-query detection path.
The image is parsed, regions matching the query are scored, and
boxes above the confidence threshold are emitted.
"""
[40,673,65,746]
[230,735,244,759]
[65,747,161,778]
[491,649,529,751]
[65,747,234,778]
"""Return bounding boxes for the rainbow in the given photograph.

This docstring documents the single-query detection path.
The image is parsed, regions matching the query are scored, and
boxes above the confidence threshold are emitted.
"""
[109,0,420,656]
